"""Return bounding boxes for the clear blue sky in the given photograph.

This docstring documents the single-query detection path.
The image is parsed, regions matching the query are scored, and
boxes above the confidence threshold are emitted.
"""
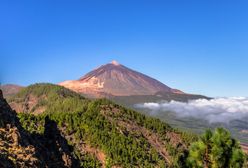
[1,0,248,97]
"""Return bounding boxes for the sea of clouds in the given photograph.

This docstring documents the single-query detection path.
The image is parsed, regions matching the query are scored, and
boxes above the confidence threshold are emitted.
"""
[135,97,248,123]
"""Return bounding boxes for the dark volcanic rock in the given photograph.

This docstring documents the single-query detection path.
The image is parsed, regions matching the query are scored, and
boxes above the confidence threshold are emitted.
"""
[0,90,79,168]
[0,90,3,99]
[0,89,39,167]
[0,89,20,127]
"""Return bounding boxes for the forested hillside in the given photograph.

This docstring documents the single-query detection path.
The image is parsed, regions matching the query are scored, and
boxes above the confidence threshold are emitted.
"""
[3,83,247,167]
[6,83,195,167]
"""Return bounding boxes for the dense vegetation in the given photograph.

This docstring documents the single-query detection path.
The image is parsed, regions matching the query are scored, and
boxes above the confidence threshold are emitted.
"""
[8,83,247,167]
[18,100,188,167]
[22,105,163,167]
[9,83,89,114]
[187,128,247,168]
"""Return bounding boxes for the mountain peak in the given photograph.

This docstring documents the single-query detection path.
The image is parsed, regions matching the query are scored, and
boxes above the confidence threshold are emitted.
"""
[59,62,184,97]
[110,60,120,66]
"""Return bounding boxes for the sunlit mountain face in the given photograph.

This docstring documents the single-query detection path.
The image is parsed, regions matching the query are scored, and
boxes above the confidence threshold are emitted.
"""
[59,61,184,98]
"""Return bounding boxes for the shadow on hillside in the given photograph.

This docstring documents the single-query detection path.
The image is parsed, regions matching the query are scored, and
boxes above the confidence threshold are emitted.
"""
[30,117,80,168]
[0,90,80,167]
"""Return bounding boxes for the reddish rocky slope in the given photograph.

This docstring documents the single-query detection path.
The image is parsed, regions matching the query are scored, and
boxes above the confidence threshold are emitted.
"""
[59,61,183,97]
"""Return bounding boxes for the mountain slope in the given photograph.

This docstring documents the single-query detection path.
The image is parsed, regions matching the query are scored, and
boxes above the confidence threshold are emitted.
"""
[8,83,198,167]
[59,61,184,97]
[0,88,82,168]
[0,84,23,98]
[0,89,38,167]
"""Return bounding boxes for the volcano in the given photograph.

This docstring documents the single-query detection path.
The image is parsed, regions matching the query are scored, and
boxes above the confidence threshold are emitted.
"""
[59,61,184,97]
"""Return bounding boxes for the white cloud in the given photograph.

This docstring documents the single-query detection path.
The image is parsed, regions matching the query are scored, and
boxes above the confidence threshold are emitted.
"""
[135,97,248,123]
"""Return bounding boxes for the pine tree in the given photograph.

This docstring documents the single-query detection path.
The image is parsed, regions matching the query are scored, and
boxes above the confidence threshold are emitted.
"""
[187,128,245,168]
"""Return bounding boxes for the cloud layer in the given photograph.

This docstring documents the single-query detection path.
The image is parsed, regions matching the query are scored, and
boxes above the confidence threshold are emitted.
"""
[136,97,248,123]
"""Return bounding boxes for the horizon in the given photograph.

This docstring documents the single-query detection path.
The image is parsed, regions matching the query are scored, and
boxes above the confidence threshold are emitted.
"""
[1,1,248,97]
[2,60,247,98]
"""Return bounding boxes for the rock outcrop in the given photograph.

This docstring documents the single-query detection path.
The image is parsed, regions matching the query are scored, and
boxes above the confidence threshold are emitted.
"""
[0,90,79,167]
[0,89,38,167]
